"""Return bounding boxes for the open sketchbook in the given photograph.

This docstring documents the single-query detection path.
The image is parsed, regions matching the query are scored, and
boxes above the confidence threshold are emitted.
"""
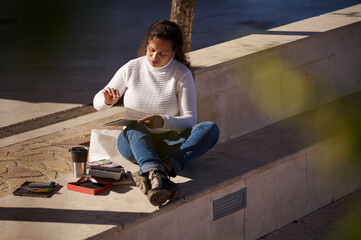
[103,118,138,126]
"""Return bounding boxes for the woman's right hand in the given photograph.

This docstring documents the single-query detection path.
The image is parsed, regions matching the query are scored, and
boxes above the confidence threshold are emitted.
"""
[102,87,121,105]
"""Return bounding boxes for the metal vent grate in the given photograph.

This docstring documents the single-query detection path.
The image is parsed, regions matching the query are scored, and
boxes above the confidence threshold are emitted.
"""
[213,187,247,221]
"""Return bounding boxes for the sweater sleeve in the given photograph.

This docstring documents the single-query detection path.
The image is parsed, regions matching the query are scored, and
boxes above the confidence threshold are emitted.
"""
[162,70,197,131]
[93,65,128,111]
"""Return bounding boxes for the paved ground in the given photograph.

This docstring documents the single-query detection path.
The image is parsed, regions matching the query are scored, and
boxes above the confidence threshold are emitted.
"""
[0,107,125,197]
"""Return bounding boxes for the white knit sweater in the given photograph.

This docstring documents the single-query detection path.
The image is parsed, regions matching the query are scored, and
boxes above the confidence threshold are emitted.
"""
[93,56,197,133]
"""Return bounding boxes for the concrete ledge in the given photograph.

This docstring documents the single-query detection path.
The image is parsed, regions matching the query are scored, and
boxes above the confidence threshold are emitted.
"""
[0,94,359,240]
[88,91,361,240]
[0,105,125,148]
[0,105,96,138]
[189,4,361,143]
[189,4,361,70]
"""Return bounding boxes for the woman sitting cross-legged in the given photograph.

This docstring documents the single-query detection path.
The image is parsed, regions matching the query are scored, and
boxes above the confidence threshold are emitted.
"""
[93,20,219,206]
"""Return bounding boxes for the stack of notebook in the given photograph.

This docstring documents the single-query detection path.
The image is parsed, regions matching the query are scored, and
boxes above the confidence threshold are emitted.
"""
[87,159,132,185]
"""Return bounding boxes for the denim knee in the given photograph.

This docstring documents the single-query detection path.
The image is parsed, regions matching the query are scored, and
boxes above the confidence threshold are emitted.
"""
[193,121,219,145]
[165,122,219,176]
[116,122,149,164]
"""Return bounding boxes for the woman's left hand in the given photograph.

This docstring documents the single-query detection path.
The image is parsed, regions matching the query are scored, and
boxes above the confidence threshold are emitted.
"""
[138,115,164,129]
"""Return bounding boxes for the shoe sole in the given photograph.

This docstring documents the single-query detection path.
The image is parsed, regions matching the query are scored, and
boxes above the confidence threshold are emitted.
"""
[147,184,181,206]
[147,189,170,206]
[132,171,150,194]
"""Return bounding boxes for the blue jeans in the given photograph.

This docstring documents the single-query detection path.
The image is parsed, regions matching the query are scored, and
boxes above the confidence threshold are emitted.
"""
[117,121,219,176]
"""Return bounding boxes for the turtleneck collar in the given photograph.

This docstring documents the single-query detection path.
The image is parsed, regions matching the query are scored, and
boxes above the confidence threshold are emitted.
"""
[145,56,174,71]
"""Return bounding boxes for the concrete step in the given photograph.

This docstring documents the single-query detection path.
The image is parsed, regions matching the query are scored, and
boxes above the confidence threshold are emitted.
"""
[2,91,359,240]
[87,92,361,240]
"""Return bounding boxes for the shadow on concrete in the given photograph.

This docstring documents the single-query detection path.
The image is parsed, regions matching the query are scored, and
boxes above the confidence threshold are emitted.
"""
[175,120,314,198]
[97,184,133,196]
[0,207,149,225]
[0,104,96,138]
[330,11,361,17]
[173,92,361,200]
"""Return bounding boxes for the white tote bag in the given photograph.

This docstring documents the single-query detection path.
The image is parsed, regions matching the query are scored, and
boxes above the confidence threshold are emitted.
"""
[88,129,123,162]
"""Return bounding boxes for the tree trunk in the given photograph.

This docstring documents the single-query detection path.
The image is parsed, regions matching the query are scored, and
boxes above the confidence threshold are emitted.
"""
[170,0,196,53]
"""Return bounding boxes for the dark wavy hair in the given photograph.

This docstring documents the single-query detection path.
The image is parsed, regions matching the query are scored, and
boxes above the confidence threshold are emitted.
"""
[138,20,190,68]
